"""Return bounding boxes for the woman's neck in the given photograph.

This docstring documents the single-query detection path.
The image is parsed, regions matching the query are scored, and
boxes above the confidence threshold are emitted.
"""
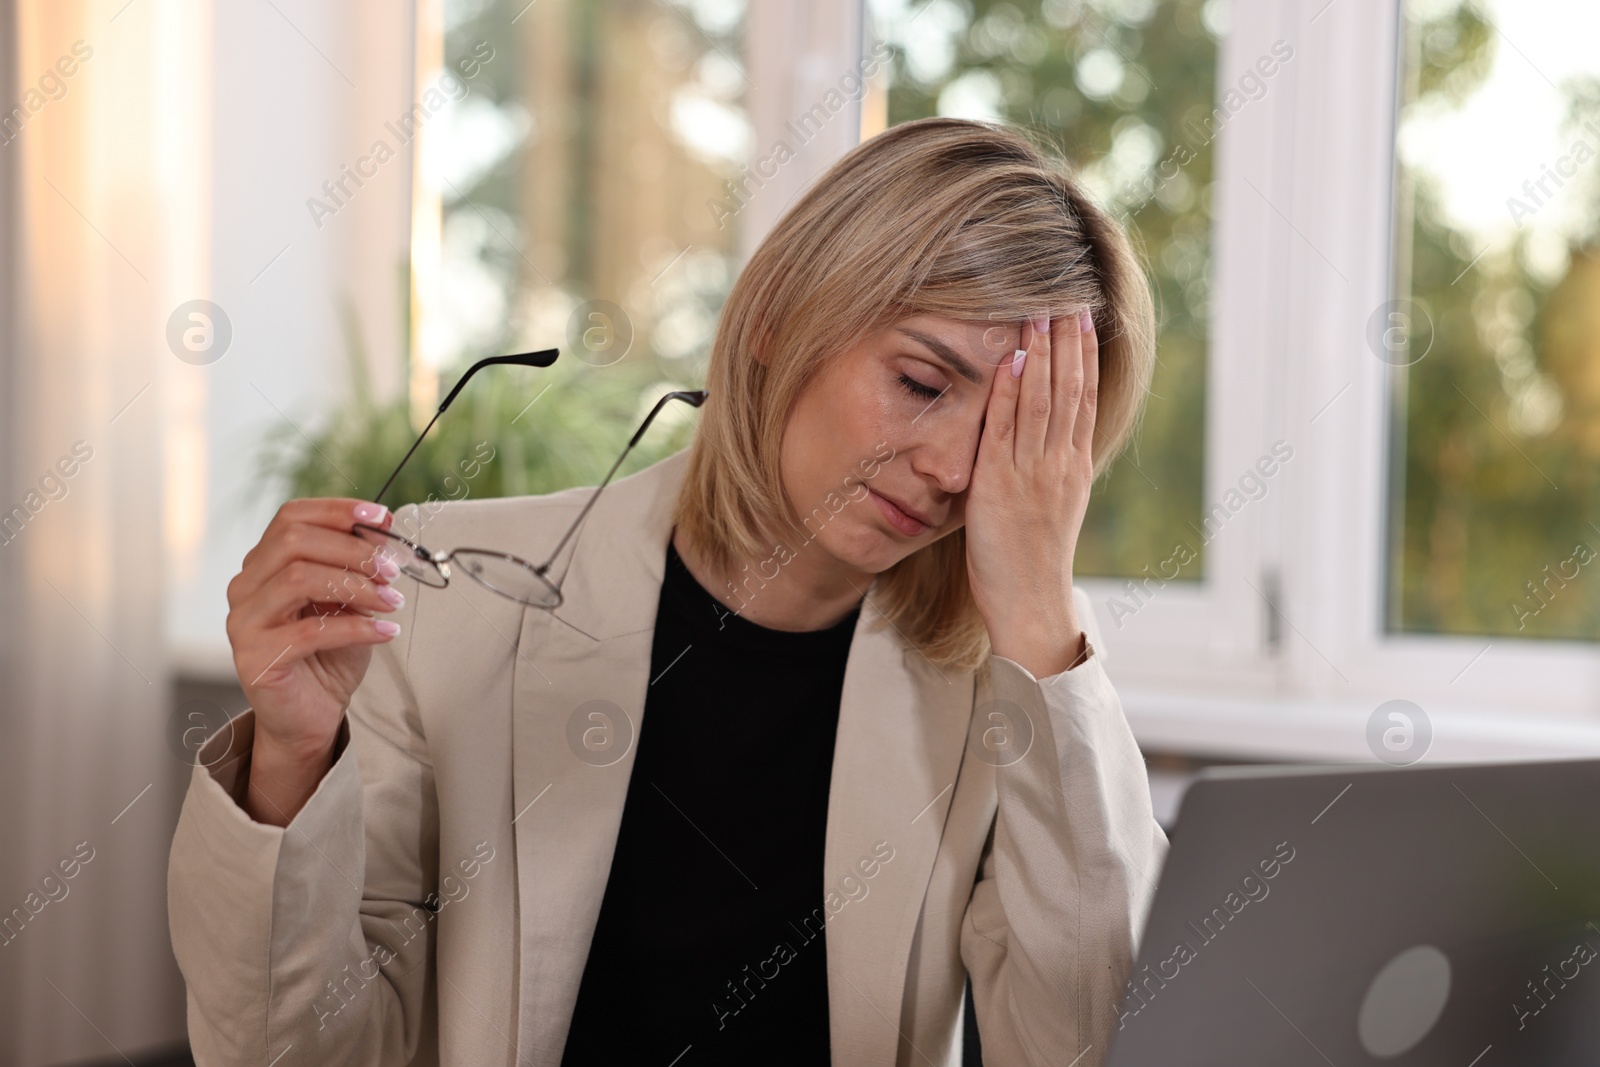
[671,525,866,633]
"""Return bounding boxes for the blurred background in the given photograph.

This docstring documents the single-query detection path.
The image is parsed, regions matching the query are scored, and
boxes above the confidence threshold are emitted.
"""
[3,0,1600,1062]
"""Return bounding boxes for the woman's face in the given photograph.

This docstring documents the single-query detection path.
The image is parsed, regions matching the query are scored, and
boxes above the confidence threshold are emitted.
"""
[778,312,1023,576]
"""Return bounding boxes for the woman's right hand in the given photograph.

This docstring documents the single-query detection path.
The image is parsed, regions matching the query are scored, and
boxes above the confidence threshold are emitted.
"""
[224,498,407,825]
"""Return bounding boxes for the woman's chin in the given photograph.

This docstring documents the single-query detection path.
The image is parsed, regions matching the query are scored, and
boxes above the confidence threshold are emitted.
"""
[822,517,925,574]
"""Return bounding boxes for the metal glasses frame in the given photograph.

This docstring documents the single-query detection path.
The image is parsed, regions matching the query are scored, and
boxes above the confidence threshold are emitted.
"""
[349,347,707,609]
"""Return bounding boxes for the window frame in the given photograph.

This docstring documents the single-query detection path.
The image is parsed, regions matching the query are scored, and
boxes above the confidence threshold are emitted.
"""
[1078,0,1404,700]
[741,0,866,264]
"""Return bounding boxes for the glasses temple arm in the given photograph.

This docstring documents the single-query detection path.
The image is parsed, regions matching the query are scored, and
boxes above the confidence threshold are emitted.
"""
[370,348,559,509]
[535,389,708,573]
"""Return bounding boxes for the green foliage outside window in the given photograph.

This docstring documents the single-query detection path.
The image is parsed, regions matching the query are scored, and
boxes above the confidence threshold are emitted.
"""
[1391,2,1600,639]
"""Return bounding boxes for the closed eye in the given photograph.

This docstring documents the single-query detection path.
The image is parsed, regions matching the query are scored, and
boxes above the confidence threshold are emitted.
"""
[897,373,945,402]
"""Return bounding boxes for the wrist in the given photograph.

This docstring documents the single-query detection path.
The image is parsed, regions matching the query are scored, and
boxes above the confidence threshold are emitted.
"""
[246,728,339,827]
[253,716,341,768]
[990,614,1086,678]
[988,597,1078,653]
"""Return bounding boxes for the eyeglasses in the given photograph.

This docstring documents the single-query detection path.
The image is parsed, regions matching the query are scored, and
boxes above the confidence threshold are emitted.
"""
[350,347,707,610]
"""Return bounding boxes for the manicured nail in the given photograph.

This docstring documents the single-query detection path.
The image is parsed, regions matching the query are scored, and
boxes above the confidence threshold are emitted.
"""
[377,585,405,609]
[373,553,401,580]
[1011,348,1027,378]
[373,619,401,637]
[1079,309,1093,334]
[1033,316,1050,341]
[354,502,388,523]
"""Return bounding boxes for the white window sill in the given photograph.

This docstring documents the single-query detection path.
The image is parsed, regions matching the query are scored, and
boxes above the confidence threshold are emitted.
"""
[1121,686,1600,764]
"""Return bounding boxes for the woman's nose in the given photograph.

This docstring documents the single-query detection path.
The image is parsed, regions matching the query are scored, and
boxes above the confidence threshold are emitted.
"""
[911,426,981,496]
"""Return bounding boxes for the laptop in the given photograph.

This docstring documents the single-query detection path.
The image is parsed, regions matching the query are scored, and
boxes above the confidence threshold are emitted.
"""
[1104,758,1600,1065]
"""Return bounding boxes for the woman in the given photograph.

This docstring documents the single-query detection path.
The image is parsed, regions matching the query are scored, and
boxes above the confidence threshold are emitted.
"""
[168,116,1168,1066]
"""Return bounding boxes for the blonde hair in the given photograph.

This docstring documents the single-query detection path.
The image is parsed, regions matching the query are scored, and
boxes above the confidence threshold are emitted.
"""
[671,117,1156,671]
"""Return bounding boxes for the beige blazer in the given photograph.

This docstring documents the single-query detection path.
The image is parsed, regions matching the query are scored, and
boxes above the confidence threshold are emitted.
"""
[168,447,1168,1066]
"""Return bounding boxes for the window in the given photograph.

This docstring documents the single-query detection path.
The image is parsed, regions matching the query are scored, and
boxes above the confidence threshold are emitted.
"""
[867,0,1600,733]
[1388,0,1600,643]
[427,0,750,491]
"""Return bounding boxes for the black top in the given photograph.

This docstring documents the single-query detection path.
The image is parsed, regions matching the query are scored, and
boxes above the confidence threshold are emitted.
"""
[559,534,861,1066]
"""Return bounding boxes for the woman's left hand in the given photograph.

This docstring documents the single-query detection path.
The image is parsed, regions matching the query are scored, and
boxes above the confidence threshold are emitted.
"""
[964,310,1098,678]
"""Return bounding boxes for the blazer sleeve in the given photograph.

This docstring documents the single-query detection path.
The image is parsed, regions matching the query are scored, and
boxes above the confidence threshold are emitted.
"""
[167,523,439,1066]
[960,587,1169,1067]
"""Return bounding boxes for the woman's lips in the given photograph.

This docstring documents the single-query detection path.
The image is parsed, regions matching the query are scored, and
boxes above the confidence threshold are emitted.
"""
[869,488,929,536]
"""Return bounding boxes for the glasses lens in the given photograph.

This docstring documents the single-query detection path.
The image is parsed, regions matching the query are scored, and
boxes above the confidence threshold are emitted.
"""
[353,524,447,588]
[454,549,561,608]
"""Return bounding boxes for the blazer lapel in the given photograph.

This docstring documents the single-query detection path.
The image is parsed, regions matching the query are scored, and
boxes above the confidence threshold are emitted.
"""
[823,606,976,1064]
[508,449,685,1063]
[505,447,976,1065]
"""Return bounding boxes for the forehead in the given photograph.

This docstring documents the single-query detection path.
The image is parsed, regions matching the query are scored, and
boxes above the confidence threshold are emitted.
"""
[891,313,1025,373]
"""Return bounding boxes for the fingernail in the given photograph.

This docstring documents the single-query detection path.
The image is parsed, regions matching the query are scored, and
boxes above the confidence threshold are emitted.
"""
[1011,348,1027,378]
[373,619,401,637]
[372,551,401,580]
[354,502,389,523]
[377,585,405,609]
[1033,315,1050,340]
[1079,309,1093,334]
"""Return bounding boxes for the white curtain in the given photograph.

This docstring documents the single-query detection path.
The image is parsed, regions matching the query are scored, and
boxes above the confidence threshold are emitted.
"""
[0,1,203,1061]
[2,0,419,1060]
